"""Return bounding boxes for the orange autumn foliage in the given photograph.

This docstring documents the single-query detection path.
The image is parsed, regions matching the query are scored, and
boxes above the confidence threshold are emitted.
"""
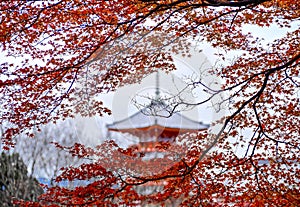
[0,0,299,206]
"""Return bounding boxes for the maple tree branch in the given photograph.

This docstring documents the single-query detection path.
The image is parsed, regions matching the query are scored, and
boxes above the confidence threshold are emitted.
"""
[227,8,242,35]
[183,52,300,175]
[141,0,270,8]
[243,127,259,158]
[253,97,300,151]
[202,0,270,7]
[127,52,300,188]
[285,70,300,87]
[213,53,299,132]
[164,52,299,115]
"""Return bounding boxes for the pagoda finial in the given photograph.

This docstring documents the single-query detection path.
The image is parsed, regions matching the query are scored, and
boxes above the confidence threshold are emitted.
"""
[155,69,160,101]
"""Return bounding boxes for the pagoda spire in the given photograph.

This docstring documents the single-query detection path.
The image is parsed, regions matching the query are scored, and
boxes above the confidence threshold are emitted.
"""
[155,69,160,101]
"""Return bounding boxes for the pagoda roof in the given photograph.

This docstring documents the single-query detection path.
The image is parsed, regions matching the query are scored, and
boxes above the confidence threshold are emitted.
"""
[107,101,209,137]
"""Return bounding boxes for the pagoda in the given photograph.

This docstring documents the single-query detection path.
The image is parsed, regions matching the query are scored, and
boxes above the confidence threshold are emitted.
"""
[106,71,209,206]
[107,71,209,153]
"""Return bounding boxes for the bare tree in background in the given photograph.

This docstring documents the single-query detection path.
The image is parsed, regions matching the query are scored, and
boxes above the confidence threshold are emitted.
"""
[0,118,102,204]
[13,119,84,181]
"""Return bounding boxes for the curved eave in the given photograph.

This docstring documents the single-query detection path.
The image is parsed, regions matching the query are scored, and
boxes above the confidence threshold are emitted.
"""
[108,124,207,135]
